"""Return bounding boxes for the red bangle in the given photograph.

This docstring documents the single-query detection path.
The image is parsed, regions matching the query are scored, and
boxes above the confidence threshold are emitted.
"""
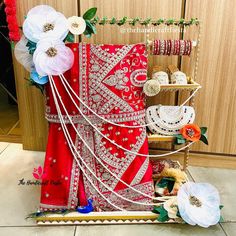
[188,40,192,56]
[153,40,156,55]
[177,40,180,55]
[180,40,184,55]
[160,40,164,55]
[173,40,177,55]
[163,40,166,55]
[168,40,171,55]
[184,40,187,55]
[157,39,160,55]
[155,40,158,55]
[168,40,171,56]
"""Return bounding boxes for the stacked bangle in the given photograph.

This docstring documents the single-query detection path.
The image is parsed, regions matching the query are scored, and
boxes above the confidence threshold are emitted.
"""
[152,39,192,56]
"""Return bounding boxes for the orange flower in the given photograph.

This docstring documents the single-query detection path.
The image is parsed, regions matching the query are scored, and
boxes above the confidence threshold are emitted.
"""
[180,124,201,142]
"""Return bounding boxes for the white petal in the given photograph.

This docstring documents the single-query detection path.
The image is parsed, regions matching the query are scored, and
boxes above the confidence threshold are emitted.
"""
[68,16,86,35]
[163,197,179,219]
[188,204,220,228]
[27,5,56,17]
[178,203,196,225]
[33,38,74,76]
[177,182,221,227]
[23,7,68,42]
[14,35,34,71]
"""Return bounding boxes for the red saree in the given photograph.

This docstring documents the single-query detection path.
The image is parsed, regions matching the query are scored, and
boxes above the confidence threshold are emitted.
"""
[40,43,154,211]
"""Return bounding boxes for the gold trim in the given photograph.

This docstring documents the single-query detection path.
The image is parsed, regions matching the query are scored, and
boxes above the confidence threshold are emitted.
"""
[36,212,160,223]
[160,82,201,91]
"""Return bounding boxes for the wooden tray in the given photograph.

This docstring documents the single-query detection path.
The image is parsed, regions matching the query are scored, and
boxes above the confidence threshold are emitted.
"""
[160,82,201,91]
[161,82,202,91]
[148,134,174,142]
[36,211,179,225]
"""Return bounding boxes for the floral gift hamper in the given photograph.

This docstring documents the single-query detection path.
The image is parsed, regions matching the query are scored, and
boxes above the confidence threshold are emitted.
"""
[10,4,223,226]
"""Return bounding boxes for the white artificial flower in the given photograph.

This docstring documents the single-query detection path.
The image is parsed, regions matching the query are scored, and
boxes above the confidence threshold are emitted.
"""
[14,35,34,72]
[23,5,69,43]
[163,197,179,219]
[33,38,74,76]
[68,16,86,35]
[143,79,161,96]
[177,182,221,228]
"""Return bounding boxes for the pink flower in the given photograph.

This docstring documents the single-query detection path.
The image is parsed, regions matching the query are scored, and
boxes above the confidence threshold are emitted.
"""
[32,165,43,180]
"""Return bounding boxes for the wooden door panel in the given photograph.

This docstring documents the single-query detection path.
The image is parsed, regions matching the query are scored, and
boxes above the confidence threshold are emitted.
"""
[182,0,236,154]
[14,0,78,150]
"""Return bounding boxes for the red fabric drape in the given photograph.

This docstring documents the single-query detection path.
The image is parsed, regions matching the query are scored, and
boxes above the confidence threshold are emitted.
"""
[40,43,153,211]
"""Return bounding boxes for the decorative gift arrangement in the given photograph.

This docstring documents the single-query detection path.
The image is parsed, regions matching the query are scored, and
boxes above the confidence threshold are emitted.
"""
[12,4,221,227]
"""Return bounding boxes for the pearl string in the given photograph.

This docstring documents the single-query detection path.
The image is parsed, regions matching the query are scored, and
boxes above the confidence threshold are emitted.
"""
[50,76,179,203]
[49,77,124,211]
[60,74,199,128]
[50,76,167,207]
[49,75,164,201]
[59,74,195,158]
[193,23,201,82]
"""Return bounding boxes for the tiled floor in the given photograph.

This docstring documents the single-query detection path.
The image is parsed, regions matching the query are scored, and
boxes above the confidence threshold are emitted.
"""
[0,142,235,236]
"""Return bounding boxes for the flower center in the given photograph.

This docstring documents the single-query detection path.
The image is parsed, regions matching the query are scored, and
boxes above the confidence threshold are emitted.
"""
[189,195,202,207]
[186,128,195,138]
[72,22,79,28]
[45,47,57,57]
[43,23,55,32]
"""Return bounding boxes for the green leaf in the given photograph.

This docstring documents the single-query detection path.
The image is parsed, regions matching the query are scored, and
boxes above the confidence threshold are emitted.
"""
[129,17,140,26]
[83,30,92,38]
[26,209,74,219]
[219,205,224,210]
[156,18,165,25]
[85,20,97,34]
[200,127,207,135]
[153,205,169,222]
[166,18,174,25]
[110,17,116,24]
[153,205,167,214]
[11,41,15,50]
[158,213,169,222]
[167,180,175,193]
[83,7,97,20]
[200,134,208,145]
[152,205,163,214]
[90,16,99,25]
[26,40,37,55]
[177,138,186,144]
[65,33,75,43]
[141,17,151,26]
[99,17,107,25]
[117,16,127,26]
[174,135,186,145]
[190,18,197,25]
[174,134,184,139]
[156,177,175,193]
[179,18,185,24]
